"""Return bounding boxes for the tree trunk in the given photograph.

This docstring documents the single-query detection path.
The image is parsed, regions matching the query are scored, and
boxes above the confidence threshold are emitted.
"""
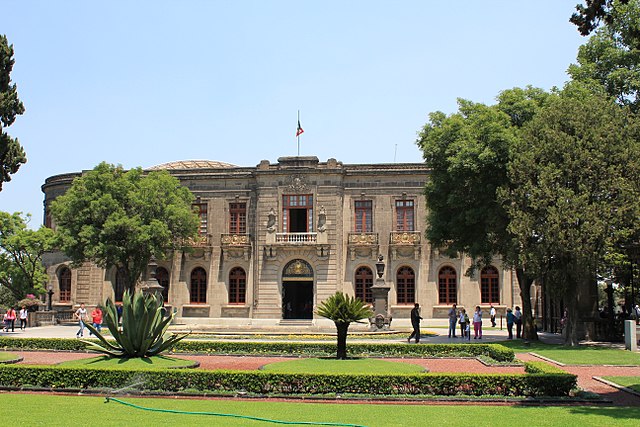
[516,267,538,341]
[564,287,580,346]
[336,322,350,360]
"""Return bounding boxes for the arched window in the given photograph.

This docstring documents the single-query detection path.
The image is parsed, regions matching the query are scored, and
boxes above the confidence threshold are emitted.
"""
[156,267,170,303]
[190,267,207,303]
[396,266,415,304]
[114,268,126,302]
[355,266,373,303]
[58,267,71,303]
[481,266,499,304]
[438,267,457,304]
[229,267,246,304]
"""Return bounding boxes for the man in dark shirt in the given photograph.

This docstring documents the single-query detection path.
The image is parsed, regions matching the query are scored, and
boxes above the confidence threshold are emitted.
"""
[408,303,423,343]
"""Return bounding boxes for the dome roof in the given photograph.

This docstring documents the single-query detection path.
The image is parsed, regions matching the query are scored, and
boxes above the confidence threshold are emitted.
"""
[148,160,237,170]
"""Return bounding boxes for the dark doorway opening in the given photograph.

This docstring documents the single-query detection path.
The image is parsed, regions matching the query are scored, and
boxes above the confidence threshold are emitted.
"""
[289,208,308,232]
[283,281,313,319]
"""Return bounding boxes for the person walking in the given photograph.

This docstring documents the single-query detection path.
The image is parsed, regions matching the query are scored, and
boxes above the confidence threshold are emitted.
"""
[473,306,483,339]
[458,308,467,338]
[5,307,16,332]
[448,303,457,338]
[506,307,514,339]
[408,303,423,343]
[490,304,496,328]
[19,305,28,330]
[514,306,523,339]
[74,303,88,338]
[90,306,103,335]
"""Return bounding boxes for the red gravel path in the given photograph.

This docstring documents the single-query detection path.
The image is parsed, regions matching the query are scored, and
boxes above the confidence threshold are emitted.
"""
[5,350,639,406]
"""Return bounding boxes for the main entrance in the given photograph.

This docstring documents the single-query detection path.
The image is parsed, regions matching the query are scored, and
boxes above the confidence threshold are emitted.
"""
[282,259,314,320]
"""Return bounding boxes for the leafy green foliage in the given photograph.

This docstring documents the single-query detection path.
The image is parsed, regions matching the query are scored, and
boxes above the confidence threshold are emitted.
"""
[0,362,575,397]
[0,212,57,301]
[82,290,188,358]
[0,337,515,362]
[569,1,640,111]
[316,292,373,359]
[51,162,199,293]
[0,35,26,191]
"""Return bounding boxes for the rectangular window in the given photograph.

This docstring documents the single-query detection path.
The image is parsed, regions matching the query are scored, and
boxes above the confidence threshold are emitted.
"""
[283,194,313,232]
[395,200,414,231]
[354,200,372,232]
[229,202,247,234]
[193,203,208,236]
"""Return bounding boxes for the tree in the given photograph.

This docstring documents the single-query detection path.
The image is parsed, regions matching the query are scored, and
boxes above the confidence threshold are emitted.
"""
[568,1,640,111]
[570,0,634,40]
[51,162,199,294]
[0,212,57,300]
[0,35,26,191]
[416,87,549,341]
[506,84,640,345]
[316,292,372,360]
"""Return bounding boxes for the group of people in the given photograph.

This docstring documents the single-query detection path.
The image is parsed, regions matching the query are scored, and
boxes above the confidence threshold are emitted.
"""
[448,304,486,340]
[73,303,103,338]
[407,303,525,343]
[2,306,29,332]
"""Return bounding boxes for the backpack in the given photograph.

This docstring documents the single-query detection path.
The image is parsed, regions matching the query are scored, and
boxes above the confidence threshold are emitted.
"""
[464,314,469,324]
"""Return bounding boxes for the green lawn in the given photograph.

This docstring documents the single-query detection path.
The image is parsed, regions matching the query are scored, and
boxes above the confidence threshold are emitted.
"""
[57,355,196,369]
[0,351,20,363]
[602,376,640,393]
[0,394,638,426]
[260,358,425,374]
[497,340,640,366]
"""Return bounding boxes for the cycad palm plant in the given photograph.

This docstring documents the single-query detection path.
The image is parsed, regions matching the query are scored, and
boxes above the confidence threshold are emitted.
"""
[83,290,187,358]
[316,292,373,359]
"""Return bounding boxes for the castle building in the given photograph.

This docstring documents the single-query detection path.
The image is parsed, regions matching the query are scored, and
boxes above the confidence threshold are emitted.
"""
[41,156,521,328]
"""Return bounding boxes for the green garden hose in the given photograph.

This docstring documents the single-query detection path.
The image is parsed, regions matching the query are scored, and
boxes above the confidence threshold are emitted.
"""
[105,397,368,427]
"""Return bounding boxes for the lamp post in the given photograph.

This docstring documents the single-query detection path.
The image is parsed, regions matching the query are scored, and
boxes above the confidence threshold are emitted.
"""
[370,254,392,330]
[47,284,54,311]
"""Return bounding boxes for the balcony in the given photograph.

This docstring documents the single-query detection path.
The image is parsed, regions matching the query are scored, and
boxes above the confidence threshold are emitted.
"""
[275,232,318,243]
[221,233,252,260]
[347,232,379,260]
[389,231,421,260]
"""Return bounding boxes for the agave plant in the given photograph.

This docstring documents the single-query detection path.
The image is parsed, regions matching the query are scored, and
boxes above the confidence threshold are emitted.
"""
[82,290,187,358]
[316,292,373,360]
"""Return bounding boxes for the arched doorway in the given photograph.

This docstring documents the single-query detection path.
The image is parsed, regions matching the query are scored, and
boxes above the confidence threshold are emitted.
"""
[282,259,314,320]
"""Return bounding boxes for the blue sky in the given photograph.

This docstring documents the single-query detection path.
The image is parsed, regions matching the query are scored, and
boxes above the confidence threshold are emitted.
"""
[2,1,587,227]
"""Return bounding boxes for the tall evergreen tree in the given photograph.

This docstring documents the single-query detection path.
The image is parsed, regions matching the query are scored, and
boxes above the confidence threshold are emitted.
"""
[0,35,26,191]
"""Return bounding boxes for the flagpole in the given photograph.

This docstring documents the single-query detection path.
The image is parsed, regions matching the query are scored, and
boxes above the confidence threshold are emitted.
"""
[297,110,300,156]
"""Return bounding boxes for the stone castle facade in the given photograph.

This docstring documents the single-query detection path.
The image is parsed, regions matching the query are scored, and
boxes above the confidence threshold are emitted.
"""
[41,156,522,328]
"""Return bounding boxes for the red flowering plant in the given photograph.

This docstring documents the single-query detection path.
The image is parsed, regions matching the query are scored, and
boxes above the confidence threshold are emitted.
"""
[18,294,41,312]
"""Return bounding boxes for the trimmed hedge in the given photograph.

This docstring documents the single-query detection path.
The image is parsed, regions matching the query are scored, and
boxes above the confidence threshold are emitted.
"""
[0,337,514,362]
[0,362,576,397]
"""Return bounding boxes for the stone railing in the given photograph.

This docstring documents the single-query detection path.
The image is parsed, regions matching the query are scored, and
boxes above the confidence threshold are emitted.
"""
[347,232,379,245]
[220,233,252,246]
[275,232,318,243]
[185,234,212,248]
[390,231,421,245]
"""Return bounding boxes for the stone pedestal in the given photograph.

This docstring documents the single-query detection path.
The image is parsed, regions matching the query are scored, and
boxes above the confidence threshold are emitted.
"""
[369,278,392,331]
[624,320,638,351]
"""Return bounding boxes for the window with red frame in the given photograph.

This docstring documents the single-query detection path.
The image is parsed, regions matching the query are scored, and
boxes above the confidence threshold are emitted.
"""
[282,194,313,232]
[396,266,415,304]
[190,267,207,303]
[480,266,500,304]
[229,202,247,234]
[395,200,414,231]
[229,267,246,304]
[354,200,372,232]
[355,266,373,303]
[58,267,71,303]
[192,203,208,236]
[438,267,457,304]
